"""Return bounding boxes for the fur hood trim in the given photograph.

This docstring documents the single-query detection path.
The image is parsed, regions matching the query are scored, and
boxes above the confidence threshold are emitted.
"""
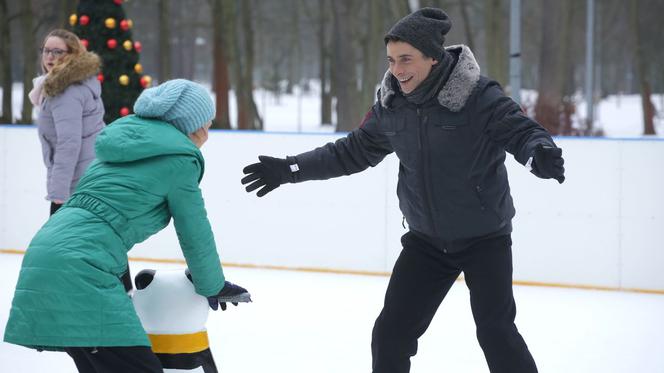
[43,51,101,97]
[379,44,481,112]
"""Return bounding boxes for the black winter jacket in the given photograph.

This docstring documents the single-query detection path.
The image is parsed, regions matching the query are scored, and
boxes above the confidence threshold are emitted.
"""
[292,45,556,250]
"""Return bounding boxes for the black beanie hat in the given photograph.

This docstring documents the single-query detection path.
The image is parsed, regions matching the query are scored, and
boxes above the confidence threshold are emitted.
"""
[384,7,452,61]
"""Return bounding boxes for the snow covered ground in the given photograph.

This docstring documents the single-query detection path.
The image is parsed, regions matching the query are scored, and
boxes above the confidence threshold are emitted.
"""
[1,253,663,373]
[2,82,663,137]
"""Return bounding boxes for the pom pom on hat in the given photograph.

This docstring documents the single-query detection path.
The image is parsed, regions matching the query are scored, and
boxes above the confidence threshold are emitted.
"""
[134,79,215,134]
[384,7,452,61]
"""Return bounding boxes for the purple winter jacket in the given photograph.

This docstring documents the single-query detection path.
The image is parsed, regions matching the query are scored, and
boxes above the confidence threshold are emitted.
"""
[38,75,105,202]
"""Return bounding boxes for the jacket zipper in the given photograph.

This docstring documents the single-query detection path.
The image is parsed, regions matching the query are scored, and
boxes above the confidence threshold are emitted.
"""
[417,106,439,237]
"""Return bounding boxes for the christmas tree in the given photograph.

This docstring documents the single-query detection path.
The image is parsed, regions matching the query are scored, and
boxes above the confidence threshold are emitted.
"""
[69,0,152,124]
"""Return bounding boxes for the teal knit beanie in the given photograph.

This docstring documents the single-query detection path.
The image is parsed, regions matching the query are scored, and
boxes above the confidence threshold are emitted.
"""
[133,79,215,134]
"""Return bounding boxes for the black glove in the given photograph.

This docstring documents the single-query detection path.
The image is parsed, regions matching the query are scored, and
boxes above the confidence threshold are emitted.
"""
[531,144,565,184]
[207,281,252,311]
[241,155,295,197]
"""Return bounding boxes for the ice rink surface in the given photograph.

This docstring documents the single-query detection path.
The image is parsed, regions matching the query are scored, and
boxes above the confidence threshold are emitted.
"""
[1,253,663,373]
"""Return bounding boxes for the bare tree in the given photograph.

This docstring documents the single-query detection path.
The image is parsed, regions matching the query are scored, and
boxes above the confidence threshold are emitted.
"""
[629,0,655,135]
[331,0,362,132]
[458,0,475,51]
[360,0,383,112]
[389,0,411,18]
[316,0,332,125]
[534,0,573,135]
[0,0,13,123]
[62,0,76,26]
[210,0,231,129]
[484,0,507,85]
[19,0,37,124]
[285,0,300,94]
[233,0,262,130]
[158,0,172,83]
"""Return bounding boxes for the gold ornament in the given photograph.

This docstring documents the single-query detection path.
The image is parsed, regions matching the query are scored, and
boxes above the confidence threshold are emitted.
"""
[134,63,143,74]
[119,75,130,86]
[69,14,77,26]
[128,19,134,28]
[123,40,133,51]
[105,18,116,29]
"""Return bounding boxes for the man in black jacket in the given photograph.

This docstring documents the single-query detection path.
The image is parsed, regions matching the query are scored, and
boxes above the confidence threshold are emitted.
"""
[241,8,563,373]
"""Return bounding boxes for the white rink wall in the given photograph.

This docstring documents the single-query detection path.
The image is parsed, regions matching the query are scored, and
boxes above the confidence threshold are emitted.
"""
[1,125,663,292]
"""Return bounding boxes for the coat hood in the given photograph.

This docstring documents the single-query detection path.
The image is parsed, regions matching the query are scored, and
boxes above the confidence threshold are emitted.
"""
[95,115,204,174]
[43,51,101,97]
[379,44,481,112]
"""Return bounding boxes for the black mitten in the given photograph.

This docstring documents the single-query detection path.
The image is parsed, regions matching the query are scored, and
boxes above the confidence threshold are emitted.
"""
[241,155,297,197]
[531,144,565,184]
[207,281,252,311]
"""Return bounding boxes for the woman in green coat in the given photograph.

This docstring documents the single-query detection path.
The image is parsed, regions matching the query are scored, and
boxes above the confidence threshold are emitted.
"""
[4,79,250,373]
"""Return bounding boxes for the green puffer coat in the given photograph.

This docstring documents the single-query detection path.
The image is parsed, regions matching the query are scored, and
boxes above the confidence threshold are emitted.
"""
[4,115,225,350]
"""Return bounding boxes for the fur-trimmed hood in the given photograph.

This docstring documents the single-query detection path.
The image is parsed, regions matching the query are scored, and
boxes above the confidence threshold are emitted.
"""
[379,44,481,112]
[43,51,101,97]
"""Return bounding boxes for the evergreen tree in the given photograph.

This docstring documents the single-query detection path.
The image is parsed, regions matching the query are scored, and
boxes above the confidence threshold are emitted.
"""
[69,0,151,124]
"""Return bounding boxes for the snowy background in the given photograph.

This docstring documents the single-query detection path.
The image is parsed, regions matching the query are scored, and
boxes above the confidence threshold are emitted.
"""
[2,82,664,137]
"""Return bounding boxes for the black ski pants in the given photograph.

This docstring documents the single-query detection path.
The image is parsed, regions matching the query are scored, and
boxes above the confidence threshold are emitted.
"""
[371,232,538,373]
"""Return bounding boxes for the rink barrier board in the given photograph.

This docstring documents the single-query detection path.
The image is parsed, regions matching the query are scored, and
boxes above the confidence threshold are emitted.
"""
[2,249,663,295]
[2,127,664,293]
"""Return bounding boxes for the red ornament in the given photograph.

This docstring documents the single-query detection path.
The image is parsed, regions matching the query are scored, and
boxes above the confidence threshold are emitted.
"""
[79,15,90,26]
[133,41,142,53]
[106,39,117,49]
[80,39,89,49]
[120,107,130,117]
[97,73,104,83]
[120,19,130,31]
[114,0,123,5]
[140,75,152,88]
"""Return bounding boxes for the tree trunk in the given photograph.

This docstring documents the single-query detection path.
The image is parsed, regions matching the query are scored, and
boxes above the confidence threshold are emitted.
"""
[0,0,13,123]
[173,1,194,80]
[458,0,475,51]
[558,0,576,135]
[61,0,77,29]
[285,0,300,94]
[331,0,361,132]
[388,0,410,19]
[228,1,248,129]
[360,0,381,112]
[20,0,36,124]
[158,0,172,83]
[233,0,262,130]
[211,0,231,129]
[629,0,655,135]
[534,0,567,135]
[485,0,507,85]
[318,0,332,125]
[242,0,262,129]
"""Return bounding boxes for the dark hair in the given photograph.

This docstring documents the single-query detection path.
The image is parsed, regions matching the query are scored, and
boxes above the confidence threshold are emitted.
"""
[384,35,404,45]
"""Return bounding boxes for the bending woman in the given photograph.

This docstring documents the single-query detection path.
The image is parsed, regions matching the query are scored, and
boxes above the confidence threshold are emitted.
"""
[5,79,250,373]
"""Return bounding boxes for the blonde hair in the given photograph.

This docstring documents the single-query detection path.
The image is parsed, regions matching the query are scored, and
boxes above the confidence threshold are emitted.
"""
[41,29,85,75]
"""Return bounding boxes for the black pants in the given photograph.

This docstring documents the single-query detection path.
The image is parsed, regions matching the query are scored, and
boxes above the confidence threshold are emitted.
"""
[371,232,537,373]
[50,202,62,216]
[65,346,163,373]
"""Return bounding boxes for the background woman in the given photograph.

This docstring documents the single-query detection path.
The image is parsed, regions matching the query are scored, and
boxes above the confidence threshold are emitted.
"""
[30,29,104,215]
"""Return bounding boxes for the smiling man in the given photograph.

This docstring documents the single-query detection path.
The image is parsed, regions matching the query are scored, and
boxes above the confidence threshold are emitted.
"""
[241,7,564,373]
